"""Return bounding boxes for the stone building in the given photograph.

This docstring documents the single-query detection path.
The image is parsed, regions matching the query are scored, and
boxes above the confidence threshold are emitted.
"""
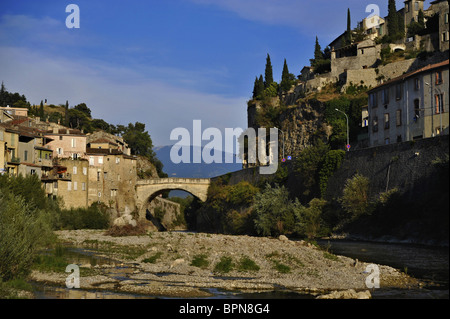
[86,147,137,215]
[0,124,20,176]
[44,127,87,160]
[47,158,90,208]
[367,59,449,147]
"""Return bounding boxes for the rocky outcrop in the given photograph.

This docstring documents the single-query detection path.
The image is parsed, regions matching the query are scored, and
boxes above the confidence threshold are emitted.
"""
[316,289,372,299]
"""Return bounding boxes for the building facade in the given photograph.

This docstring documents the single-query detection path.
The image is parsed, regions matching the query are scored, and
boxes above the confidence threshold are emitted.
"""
[367,60,449,146]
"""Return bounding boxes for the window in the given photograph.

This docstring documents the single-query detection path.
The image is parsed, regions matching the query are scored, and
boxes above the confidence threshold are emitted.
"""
[414,1,419,11]
[73,166,77,175]
[445,13,449,24]
[83,167,87,175]
[59,136,63,140]
[104,172,108,180]
[414,78,420,91]
[396,109,402,126]
[369,93,378,108]
[71,138,76,148]
[382,88,389,105]
[97,172,100,181]
[57,148,63,155]
[116,157,120,164]
[74,182,78,191]
[406,2,410,12]
[396,84,402,100]
[443,32,449,42]
[384,113,390,130]
[30,169,36,175]
[385,138,390,145]
[111,189,117,197]
[98,157,103,164]
[89,156,94,166]
[24,150,28,162]
[436,71,443,85]
[68,182,72,191]
[435,94,444,114]
[372,116,379,132]
[82,182,86,191]
[414,99,420,118]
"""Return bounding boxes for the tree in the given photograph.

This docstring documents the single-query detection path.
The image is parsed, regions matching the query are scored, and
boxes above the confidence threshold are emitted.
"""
[339,174,371,220]
[253,184,301,236]
[313,36,323,62]
[387,0,404,40]
[264,54,274,89]
[73,103,92,118]
[280,59,295,93]
[346,8,352,45]
[252,75,264,99]
[407,9,425,37]
[39,100,45,118]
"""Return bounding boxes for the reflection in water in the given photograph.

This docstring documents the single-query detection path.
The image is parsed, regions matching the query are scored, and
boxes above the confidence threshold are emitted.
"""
[317,239,449,299]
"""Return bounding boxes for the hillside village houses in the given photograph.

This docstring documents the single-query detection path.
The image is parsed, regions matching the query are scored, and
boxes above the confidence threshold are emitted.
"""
[297,0,449,147]
[367,59,448,146]
[0,115,138,215]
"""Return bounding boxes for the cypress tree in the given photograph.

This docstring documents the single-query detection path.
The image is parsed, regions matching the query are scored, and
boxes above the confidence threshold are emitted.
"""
[314,36,323,61]
[387,0,402,40]
[264,54,274,89]
[346,8,352,45]
[253,75,265,99]
[280,59,291,93]
[39,100,44,118]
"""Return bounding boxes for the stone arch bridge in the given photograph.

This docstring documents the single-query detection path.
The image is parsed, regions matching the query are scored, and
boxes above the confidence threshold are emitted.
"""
[135,177,211,216]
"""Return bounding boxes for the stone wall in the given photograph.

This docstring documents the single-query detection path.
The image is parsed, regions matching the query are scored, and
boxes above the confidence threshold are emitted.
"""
[325,135,449,201]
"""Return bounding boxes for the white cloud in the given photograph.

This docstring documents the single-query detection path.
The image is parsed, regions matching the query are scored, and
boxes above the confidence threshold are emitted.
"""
[0,46,248,146]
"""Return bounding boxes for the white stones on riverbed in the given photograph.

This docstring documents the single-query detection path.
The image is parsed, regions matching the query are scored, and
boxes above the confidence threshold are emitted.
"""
[47,229,422,298]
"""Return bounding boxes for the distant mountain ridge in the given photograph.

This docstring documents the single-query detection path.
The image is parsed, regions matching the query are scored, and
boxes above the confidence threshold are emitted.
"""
[154,145,242,179]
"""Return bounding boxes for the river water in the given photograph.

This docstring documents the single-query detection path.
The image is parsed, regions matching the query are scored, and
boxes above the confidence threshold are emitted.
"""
[30,240,448,299]
[317,239,449,299]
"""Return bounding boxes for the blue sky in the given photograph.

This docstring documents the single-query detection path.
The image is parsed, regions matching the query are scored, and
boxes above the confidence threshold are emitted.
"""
[0,0,431,146]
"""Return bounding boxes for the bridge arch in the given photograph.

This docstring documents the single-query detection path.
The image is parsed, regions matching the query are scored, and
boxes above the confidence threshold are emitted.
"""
[135,178,211,219]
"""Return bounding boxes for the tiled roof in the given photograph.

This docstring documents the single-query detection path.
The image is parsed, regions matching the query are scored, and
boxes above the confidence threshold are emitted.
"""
[368,59,449,92]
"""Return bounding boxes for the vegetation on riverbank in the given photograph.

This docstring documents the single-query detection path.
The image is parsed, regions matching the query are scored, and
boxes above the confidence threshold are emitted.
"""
[0,174,111,298]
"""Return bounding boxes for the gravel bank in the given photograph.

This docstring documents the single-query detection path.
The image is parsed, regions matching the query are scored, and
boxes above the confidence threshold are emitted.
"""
[30,230,423,298]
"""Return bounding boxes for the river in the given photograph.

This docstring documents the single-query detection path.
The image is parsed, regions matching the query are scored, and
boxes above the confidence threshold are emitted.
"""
[30,239,448,299]
[317,239,449,299]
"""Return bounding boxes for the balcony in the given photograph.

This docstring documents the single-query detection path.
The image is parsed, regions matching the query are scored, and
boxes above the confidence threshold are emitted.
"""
[7,156,20,165]
[41,172,72,182]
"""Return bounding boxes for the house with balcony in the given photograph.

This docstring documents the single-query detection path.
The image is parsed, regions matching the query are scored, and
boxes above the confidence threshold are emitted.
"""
[367,59,449,147]
[0,123,20,176]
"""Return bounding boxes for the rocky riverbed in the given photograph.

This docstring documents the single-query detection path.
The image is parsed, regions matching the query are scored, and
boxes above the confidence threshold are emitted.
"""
[30,230,424,299]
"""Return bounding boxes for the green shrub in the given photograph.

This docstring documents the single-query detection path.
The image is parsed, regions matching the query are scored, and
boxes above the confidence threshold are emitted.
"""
[0,192,53,281]
[142,252,163,264]
[237,256,260,272]
[318,150,345,197]
[214,256,234,274]
[253,184,301,236]
[59,202,110,230]
[295,198,328,239]
[339,174,371,220]
[190,254,209,269]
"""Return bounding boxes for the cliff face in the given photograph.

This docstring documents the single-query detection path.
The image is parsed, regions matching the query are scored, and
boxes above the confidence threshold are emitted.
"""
[247,92,332,158]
